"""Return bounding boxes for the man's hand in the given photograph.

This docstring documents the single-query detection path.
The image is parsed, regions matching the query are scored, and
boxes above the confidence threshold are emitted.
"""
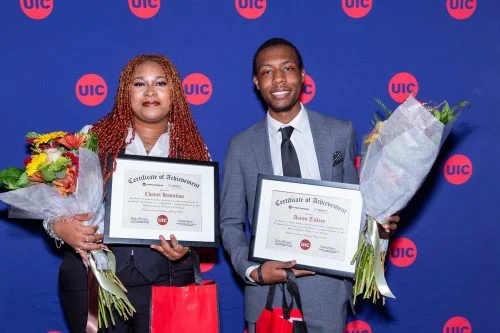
[250,260,315,284]
[378,214,400,239]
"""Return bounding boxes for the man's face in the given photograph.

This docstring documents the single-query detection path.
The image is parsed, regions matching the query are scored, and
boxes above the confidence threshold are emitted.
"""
[253,45,305,114]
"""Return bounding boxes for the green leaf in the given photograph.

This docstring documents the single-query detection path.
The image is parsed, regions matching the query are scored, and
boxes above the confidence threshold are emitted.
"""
[26,132,40,139]
[0,167,25,189]
[374,98,393,118]
[85,133,99,153]
[49,156,70,173]
[15,172,32,188]
[40,166,57,182]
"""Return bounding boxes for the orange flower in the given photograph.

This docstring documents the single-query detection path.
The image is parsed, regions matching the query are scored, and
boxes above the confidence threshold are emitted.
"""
[53,166,78,196]
[28,171,45,183]
[59,133,87,150]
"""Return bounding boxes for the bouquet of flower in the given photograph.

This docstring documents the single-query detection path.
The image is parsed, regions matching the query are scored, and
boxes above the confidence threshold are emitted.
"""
[351,96,468,304]
[0,131,135,328]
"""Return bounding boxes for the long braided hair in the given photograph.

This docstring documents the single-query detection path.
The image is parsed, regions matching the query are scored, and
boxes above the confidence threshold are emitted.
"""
[91,54,210,183]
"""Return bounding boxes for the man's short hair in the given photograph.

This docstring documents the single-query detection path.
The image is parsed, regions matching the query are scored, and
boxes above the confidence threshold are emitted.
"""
[252,37,303,76]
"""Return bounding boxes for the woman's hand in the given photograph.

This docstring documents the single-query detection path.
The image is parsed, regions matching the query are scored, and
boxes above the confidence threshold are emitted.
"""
[151,234,190,261]
[52,212,104,261]
[378,214,400,239]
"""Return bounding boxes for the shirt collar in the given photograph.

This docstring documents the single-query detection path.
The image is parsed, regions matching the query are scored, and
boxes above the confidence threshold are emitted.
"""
[267,103,308,136]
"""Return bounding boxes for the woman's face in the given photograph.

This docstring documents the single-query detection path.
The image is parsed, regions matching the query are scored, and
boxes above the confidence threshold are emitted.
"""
[129,60,172,126]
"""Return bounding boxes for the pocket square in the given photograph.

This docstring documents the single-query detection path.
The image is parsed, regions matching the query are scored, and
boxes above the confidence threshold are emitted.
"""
[332,151,344,167]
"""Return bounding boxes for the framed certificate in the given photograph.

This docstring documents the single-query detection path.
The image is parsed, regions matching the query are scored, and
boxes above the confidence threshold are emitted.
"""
[103,154,219,247]
[249,174,363,278]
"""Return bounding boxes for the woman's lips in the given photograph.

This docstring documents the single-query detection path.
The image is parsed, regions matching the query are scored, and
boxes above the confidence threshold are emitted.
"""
[142,101,160,106]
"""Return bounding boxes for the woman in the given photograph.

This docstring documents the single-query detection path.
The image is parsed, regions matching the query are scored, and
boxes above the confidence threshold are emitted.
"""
[45,54,211,332]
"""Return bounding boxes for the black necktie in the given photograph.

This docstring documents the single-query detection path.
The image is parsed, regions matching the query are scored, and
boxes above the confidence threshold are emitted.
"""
[280,126,301,178]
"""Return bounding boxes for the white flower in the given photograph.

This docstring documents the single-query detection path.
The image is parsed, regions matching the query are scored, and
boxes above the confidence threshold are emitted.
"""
[45,148,62,163]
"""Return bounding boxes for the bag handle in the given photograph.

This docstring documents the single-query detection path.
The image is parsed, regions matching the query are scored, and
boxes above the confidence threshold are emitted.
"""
[191,249,203,285]
[263,269,305,319]
[283,269,305,319]
[265,283,278,310]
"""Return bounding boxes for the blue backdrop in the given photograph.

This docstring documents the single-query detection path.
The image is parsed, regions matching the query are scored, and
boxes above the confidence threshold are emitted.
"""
[1,1,499,332]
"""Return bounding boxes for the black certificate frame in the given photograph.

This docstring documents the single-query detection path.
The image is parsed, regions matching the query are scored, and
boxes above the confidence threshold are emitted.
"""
[249,174,363,278]
[104,154,219,248]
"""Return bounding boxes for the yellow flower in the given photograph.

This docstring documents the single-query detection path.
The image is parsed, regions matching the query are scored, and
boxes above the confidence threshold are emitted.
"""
[33,131,67,148]
[26,153,47,176]
[364,122,385,144]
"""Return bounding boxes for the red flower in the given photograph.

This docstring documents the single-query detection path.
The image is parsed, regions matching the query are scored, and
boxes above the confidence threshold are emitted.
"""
[23,157,32,166]
[63,152,79,167]
[59,134,87,150]
[38,143,51,150]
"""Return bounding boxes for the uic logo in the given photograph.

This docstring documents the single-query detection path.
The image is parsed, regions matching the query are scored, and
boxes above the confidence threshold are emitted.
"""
[300,74,316,104]
[342,0,372,18]
[20,0,53,20]
[300,239,311,250]
[75,74,107,107]
[157,214,168,225]
[129,0,160,19]
[388,237,417,267]
[345,319,372,333]
[235,0,266,19]
[199,248,217,273]
[443,316,472,333]
[183,73,213,105]
[443,154,472,185]
[447,0,476,20]
[388,72,419,103]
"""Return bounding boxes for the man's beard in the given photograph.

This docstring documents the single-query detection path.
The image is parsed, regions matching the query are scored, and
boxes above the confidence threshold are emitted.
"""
[269,98,299,113]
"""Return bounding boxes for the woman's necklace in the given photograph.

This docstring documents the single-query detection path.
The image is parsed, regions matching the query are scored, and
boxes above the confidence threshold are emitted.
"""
[135,125,170,153]
[136,132,161,152]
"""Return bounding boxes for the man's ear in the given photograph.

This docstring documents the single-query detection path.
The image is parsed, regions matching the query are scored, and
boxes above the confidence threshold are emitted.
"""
[253,76,260,91]
[301,69,305,83]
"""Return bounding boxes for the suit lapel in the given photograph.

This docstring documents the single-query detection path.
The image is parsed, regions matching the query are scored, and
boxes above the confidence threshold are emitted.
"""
[251,117,274,174]
[308,110,331,181]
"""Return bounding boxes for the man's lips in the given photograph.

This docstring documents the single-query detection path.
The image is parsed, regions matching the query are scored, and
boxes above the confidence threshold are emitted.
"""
[271,89,292,98]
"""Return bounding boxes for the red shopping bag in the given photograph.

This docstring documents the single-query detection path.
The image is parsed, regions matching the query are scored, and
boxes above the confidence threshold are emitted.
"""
[256,269,308,333]
[150,251,220,333]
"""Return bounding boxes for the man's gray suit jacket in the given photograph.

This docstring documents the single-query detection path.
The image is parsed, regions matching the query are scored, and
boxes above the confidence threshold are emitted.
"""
[220,109,359,332]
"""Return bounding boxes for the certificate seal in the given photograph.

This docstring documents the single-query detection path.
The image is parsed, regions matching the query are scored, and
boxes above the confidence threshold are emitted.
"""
[157,214,169,226]
[300,239,311,250]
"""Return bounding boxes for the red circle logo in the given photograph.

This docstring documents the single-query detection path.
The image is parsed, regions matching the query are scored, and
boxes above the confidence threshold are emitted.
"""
[355,155,361,171]
[345,320,372,333]
[157,214,169,225]
[388,72,419,103]
[300,239,311,250]
[342,0,372,19]
[198,248,217,273]
[20,0,53,20]
[129,0,160,19]
[443,154,473,185]
[235,0,266,19]
[388,237,417,267]
[447,0,476,20]
[443,316,472,333]
[300,74,316,104]
[183,73,213,105]
[75,74,108,107]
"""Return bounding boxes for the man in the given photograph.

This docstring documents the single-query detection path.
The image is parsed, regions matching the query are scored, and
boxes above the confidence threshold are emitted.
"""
[220,38,397,333]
